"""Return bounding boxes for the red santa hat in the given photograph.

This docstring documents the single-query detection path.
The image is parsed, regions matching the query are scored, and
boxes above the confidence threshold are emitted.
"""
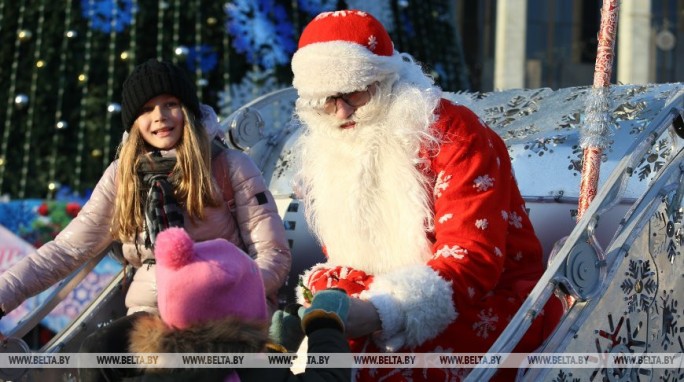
[291,10,405,100]
[154,227,268,330]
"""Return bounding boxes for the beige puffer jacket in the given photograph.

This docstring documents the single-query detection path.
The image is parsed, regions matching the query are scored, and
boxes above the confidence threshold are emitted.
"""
[0,148,291,316]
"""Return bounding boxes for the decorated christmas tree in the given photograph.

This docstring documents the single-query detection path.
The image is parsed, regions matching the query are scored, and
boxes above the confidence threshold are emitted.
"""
[0,0,468,199]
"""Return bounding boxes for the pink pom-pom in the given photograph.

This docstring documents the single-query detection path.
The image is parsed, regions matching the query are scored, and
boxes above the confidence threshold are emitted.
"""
[154,227,194,269]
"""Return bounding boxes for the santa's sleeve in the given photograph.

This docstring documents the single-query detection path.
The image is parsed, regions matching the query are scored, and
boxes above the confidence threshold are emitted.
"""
[361,104,522,349]
[428,106,518,302]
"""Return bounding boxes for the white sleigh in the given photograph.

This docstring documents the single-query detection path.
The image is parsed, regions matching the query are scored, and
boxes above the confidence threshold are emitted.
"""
[3,83,684,381]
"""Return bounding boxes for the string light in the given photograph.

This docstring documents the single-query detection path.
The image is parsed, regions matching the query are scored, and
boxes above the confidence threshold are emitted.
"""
[290,0,300,36]
[157,0,166,60]
[129,0,138,70]
[0,2,27,194]
[17,29,32,42]
[19,0,47,199]
[75,0,96,192]
[103,1,118,169]
[47,2,73,200]
[172,0,180,65]
[222,2,231,111]
[0,1,4,35]
[174,45,189,58]
[194,0,202,99]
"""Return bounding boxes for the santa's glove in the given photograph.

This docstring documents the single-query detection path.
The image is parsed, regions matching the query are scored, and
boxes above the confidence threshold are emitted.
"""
[300,289,350,335]
[269,303,305,352]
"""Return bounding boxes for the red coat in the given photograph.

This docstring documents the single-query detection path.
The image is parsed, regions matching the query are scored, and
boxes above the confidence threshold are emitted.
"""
[301,99,562,381]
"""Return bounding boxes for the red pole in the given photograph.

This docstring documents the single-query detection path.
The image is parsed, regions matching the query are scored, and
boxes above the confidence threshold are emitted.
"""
[577,0,620,220]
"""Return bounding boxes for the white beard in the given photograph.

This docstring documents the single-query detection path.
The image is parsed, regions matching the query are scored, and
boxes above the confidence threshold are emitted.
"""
[295,80,442,275]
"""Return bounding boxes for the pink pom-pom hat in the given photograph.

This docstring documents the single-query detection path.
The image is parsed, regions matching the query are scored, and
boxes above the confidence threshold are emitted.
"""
[154,227,268,329]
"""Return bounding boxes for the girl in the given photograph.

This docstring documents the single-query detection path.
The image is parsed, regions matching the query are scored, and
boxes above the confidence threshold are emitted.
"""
[0,59,291,381]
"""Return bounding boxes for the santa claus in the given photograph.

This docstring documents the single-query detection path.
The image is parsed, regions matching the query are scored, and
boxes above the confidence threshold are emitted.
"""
[291,10,562,381]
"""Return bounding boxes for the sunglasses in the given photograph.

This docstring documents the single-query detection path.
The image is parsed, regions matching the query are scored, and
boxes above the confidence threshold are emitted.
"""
[321,84,375,114]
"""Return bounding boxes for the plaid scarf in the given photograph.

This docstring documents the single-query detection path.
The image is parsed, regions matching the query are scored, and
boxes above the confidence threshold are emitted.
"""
[137,152,184,248]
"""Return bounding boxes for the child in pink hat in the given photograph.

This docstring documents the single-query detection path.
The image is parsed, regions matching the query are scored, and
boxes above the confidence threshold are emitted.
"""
[126,227,350,382]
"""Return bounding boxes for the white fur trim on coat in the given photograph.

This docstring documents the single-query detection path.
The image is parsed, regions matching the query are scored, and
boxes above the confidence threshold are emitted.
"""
[360,265,457,350]
[291,41,404,100]
[296,263,330,305]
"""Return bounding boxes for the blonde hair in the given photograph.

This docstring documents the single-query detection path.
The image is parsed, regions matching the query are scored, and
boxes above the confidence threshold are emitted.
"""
[111,106,220,242]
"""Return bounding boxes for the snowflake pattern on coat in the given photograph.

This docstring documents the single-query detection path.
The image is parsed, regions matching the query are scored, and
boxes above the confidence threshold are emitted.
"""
[473,308,500,339]
[435,244,467,260]
[473,174,494,192]
[438,213,453,224]
[508,211,523,229]
[434,170,452,198]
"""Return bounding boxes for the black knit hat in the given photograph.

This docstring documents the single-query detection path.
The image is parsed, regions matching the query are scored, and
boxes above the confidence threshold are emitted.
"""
[121,59,201,131]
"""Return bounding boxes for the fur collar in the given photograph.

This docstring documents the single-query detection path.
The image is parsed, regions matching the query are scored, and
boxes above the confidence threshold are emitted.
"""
[129,314,270,354]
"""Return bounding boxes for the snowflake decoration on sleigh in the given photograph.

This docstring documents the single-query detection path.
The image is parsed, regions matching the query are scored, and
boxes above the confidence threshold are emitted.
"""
[620,259,657,314]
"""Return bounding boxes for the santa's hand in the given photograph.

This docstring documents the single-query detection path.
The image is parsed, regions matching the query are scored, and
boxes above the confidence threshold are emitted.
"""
[345,297,381,339]
[300,289,349,335]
